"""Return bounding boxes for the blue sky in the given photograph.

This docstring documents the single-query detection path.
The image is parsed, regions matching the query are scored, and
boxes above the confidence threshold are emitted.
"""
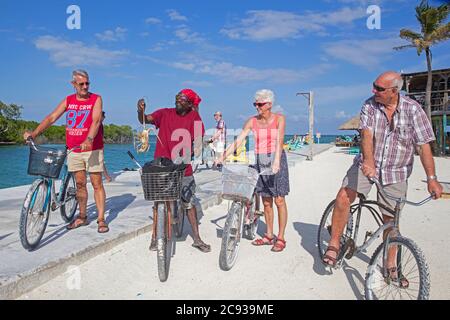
[1,0,449,134]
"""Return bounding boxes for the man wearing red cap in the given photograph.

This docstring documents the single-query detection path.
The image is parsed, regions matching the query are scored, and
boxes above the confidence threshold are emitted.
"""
[137,89,211,253]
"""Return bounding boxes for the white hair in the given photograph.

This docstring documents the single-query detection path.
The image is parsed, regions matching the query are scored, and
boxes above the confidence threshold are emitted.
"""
[254,89,275,103]
[391,77,404,91]
[72,69,89,81]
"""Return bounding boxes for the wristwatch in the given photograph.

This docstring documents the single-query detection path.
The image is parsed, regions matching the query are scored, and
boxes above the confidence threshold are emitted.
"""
[427,175,437,182]
[87,136,94,143]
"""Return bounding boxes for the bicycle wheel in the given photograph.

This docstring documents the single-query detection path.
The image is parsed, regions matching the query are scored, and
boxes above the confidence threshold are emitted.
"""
[365,236,430,300]
[243,192,260,240]
[204,147,215,169]
[317,199,354,260]
[219,201,243,271]
[60,172,78,222]
[156,202,170,282]
[172,200,185,238]
[19,179,50,251]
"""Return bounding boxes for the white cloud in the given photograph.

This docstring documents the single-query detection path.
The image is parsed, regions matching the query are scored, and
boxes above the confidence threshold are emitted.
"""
[324,37,403,69]
[167,9,188,22]
[221,8,367,41]
[174,26,205,44]
[145,17,162,25]
[181,80,213,88]
[272,105,285,114]
[312,83,371,105]
[35,36,128,67]
[95,27,127,42]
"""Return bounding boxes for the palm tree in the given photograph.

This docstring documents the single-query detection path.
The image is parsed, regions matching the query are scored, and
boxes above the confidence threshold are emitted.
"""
[394,0,450,121]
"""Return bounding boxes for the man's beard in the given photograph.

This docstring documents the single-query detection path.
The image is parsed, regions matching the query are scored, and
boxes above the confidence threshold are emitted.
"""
[175,103,191,115]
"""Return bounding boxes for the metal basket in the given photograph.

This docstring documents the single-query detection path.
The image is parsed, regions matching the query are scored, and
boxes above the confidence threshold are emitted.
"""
[27,146,67,179]
[221,165,259,202]
[141,170,184,201]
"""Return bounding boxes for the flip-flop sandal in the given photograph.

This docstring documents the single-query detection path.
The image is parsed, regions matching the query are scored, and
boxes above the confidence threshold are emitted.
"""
[66,216,89,230]
[192,241,211,253]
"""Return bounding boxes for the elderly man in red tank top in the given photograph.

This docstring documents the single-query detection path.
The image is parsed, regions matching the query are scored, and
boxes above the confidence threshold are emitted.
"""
[23,70,109,233]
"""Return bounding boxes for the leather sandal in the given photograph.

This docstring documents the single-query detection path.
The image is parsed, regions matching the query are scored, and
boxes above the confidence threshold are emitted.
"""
[97,219,109,233]
[322,245,340,268]
[66,215,89,230]
[252,234,274,246]
[271,238,286,252]
[386,267,409,288]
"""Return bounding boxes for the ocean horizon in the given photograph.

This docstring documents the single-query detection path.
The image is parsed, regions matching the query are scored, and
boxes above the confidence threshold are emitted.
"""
[0,134,344,189]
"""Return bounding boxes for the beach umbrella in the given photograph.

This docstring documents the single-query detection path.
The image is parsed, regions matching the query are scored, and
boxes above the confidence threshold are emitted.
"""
[339,114,360,130]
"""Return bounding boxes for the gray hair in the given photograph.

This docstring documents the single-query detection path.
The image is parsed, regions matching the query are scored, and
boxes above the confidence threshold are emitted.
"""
[391,77,404,91]
[254,89,275,103]
[72,69,89,81]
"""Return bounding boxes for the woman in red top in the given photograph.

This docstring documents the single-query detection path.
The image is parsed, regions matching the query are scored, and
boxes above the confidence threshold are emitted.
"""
[217,89,289,252]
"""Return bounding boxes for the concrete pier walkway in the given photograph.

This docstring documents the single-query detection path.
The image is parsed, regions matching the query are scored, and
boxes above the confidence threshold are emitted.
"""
[0,144,332,299]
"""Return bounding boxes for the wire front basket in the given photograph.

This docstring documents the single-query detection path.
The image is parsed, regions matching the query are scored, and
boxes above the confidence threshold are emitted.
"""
[27,145,67,179]
[141,170,184,201]
[221,165,259,202]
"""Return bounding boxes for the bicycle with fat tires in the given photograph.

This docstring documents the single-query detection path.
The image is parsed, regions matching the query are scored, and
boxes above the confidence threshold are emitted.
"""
[20,138,79,251]
[219,164,263,271]
[127,151,186,282]
[317,177,435,300]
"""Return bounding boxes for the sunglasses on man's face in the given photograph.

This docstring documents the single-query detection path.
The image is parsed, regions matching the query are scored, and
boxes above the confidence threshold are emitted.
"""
[253,102,269,107]
[76,82,90,87]
[373,82,395,92]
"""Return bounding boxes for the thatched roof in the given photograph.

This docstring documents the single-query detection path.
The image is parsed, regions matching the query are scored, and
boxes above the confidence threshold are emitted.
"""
[339,114,360,130]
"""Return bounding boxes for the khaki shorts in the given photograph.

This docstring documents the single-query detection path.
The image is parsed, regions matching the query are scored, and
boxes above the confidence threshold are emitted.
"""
[68,149,104,173]
[341,163,407,217]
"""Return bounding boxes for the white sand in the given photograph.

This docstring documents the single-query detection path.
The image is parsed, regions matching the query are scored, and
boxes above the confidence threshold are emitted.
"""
[18,147,450,300]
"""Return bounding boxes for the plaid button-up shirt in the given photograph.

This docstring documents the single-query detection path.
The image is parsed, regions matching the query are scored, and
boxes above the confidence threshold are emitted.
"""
[355,95,435,185]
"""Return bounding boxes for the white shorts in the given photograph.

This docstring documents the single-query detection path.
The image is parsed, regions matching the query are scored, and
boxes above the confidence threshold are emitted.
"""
[214,142,225,153]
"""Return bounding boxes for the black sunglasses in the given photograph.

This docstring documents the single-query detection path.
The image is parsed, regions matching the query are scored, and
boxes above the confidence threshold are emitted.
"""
[253,102,269,107]
[76,81,90,87]
[373,82,396,92]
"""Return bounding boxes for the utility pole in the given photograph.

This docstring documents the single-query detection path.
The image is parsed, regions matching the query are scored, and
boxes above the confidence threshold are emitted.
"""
[296,91,314,160]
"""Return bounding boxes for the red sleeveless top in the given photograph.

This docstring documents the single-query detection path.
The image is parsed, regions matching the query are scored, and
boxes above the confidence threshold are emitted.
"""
[251,114,280,154]
[65,93,103,152]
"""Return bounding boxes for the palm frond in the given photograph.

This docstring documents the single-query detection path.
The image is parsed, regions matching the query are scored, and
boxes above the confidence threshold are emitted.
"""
[393,44,416,51]
[399,29,423,41]
[429,22,450,43]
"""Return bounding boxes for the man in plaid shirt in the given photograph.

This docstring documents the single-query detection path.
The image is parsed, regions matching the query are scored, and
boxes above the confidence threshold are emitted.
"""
[323,71,443,271]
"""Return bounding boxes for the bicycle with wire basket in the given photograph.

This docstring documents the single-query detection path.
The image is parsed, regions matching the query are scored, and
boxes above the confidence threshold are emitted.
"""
[127,151,186,282]
[317,177,435,300]
[219,164,263,271]
[19,138,79,251]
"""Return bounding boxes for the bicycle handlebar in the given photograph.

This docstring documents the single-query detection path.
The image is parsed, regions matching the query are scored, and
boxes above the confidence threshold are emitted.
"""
[26,137,80,154]
[369,177,435,207]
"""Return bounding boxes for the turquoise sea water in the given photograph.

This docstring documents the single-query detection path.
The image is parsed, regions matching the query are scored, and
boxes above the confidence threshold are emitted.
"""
[0,135,339,189]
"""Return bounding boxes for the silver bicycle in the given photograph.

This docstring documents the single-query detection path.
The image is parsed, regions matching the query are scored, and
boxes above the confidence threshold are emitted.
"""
[317,177,435,300]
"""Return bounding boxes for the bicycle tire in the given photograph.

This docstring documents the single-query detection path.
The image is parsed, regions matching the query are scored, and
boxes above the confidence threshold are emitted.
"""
[219,201,243,271]
[19,179,50,251]
[156,202,170,282]
[172,200,185,238]
[317,199,354,260]
[60,173,78,222]
[243,192,259,240]
[365,236,430,300]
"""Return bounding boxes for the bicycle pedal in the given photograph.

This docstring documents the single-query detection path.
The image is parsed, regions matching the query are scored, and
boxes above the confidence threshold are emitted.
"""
[344,239,356,259]
[364,231,373,244]
[255,210,264,216]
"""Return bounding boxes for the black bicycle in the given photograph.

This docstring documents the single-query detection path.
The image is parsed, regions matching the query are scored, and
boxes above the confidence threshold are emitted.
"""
[127,151,186,282]
[317,178,434,300]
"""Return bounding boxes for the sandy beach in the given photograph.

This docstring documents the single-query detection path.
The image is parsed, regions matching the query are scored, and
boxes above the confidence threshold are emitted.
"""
[17,147,450,300]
